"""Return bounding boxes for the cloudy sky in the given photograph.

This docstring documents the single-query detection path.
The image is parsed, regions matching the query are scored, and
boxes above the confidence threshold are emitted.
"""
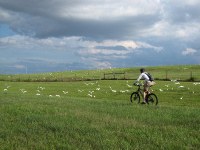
[0,0,200,74]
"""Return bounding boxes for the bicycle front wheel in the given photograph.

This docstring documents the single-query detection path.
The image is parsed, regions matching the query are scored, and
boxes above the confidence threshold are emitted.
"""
[130,92,140,104]
[146,93,158,105]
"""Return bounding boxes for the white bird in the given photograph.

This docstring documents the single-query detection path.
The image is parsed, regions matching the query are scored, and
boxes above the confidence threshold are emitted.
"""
[63,91,68,94]
[7,86,11,89]
[89,91,94,94]
[171,79,177,82]
[88,94,93,97]
[56,95,61,97]
[4,89,8,92]
[159,89,163,92]
[109,86,117,93]
[127,84,132,88]
[96,88,100,91]
[36,93,40,96]
[112,89,117,93]
[180,96,183,100]
[179,86,184,88]
[20,89,27,94]
[193,82,200,85]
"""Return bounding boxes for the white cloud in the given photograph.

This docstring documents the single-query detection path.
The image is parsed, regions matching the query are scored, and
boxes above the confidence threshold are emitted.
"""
[1,0,200,73]
[58,0,161,20]
[182,48,197,55]
[0,35,82,50]
[13,64,26,69]
[78,40,163,60]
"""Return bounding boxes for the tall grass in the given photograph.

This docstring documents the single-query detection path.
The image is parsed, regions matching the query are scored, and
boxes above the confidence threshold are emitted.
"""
[0,79,200,149]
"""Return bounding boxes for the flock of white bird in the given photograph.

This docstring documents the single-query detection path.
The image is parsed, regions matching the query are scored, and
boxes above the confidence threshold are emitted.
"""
[2,80,200,100]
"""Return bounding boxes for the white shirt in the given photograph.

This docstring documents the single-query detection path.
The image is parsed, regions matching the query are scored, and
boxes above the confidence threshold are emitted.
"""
[137,72,150,82]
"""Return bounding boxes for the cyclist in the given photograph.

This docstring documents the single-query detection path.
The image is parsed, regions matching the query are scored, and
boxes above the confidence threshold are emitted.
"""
[134,68,155,104]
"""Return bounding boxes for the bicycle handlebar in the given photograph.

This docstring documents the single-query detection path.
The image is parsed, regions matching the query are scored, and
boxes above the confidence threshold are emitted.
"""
[133,83,143,86]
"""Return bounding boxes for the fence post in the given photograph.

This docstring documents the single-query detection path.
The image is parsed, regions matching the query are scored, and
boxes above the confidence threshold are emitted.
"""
[190,71,193,80]
[166,70,168,80]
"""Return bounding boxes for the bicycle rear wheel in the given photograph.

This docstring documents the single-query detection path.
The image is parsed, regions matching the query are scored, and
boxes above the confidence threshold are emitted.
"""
[130,92,140,104]
[146,93,158,105]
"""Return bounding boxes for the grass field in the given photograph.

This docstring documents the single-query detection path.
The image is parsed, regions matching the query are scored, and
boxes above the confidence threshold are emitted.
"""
[1,64,200,82]
[0,77,200,149]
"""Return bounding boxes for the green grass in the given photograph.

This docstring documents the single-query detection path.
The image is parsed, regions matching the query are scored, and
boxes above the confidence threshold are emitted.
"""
[0,79,200,149]
[1,64,200,81]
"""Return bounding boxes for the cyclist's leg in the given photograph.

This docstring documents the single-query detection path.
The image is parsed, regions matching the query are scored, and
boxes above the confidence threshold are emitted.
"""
[143,82,149,103]
[144,81,152,101]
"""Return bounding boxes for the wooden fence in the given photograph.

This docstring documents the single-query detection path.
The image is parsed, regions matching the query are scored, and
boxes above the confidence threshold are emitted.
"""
[0,71,200,82]
[103,71,200,81]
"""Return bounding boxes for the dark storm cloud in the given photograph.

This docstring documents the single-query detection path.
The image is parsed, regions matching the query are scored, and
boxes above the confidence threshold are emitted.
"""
[163,1,200,23]
[0,0,161,39]
[0,0,200,73]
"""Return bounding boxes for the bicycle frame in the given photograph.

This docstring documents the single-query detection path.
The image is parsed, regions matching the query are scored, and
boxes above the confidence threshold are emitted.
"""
[135,84,144,98]
[134,83,152,98]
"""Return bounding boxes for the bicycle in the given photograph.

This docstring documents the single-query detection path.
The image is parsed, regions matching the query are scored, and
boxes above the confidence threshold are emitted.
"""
[130,83,158,105]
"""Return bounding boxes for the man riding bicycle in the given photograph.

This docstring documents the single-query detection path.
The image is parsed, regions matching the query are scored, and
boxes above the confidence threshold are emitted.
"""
[134,68,155,104]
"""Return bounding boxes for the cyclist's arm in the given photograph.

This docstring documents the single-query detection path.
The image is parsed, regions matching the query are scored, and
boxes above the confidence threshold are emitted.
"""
[137,73,143,82]
[133,73,143,85]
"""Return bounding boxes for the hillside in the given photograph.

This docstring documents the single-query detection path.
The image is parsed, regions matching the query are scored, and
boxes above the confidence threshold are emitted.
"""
[1,65,200,82]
